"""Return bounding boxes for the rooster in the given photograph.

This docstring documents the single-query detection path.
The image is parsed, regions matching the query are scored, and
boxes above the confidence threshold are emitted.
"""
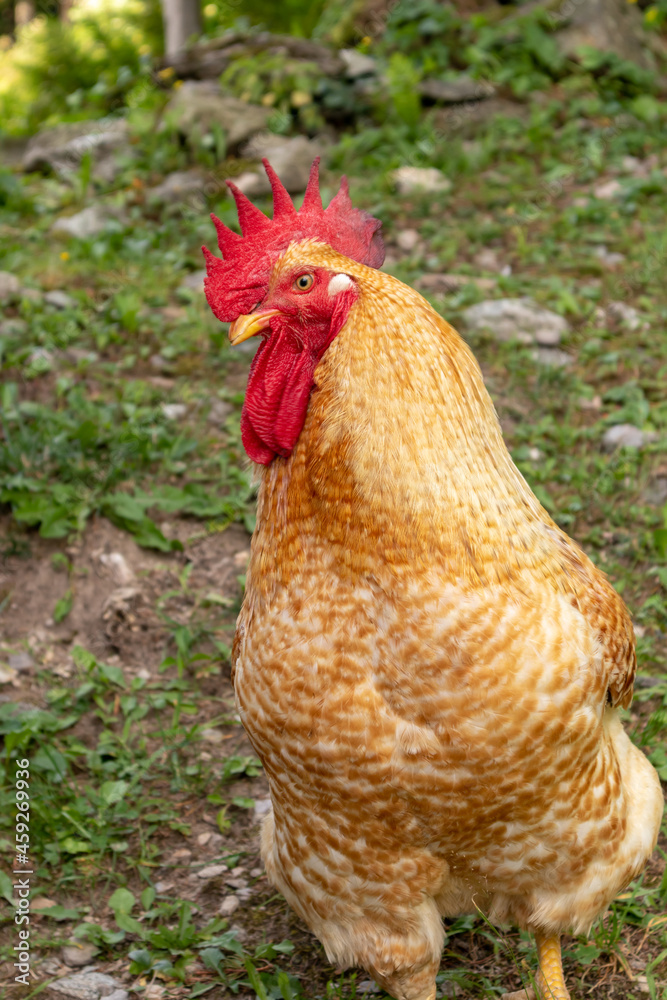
[203,161,663,1000]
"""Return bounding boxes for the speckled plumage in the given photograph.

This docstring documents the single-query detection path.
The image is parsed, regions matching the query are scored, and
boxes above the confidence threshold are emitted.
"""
[231,241,663,1000]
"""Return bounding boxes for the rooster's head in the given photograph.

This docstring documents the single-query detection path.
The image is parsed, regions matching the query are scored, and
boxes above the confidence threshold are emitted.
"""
[203,160,385,465]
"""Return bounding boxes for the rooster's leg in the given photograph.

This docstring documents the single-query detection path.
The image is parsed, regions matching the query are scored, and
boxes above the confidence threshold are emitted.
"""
[534,933,571,1000]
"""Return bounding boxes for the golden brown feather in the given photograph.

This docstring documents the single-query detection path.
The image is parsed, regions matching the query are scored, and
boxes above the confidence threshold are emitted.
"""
[231,240,662,1000]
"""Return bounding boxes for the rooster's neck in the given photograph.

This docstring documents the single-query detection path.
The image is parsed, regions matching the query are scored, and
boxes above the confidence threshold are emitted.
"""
[252,269,553,593]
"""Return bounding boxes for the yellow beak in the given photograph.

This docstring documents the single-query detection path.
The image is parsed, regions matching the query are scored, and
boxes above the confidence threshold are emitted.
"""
[228,309,282,346]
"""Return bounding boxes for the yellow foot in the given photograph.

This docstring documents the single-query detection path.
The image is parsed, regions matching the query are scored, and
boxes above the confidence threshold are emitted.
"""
[534,933,571,1000]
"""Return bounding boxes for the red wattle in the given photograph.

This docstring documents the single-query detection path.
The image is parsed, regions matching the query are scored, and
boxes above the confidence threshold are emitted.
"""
[241,288,357,465]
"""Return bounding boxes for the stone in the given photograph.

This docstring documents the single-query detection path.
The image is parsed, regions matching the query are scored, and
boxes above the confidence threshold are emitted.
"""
[148,170,206,204]
[46,971,123,1000]
[532,347,573,368]
[44,290,75,310]
[154,881,174,893]
[462,298,568,345]
[51,206,113,240]
[391,166,451,195]
[161,403,187,420]
[219,895,240,916]
[207,399,233,425]
[254,797,272,822]
[433,98,528,139]
[643,477,667,505]
[0,271,21,302]
[551,0,654,72]
[592,245,625,269]
[395,229,420,252]
[594,179,622,200]
[21,288,43,303]
[606,301,645,331]
[8,652,35,671]
[473,248,504,273]
[602,424,657,451]
[98,553,135,586]
[417,273,496,294]
[0,318,28,337]
[239,134,328,195]
[197,863,226,879]
[178,269,206,293]
[165,83,270,150]
[339,49,377,79]
[224,875,248,890]
[23,119,131,181]
[419,75,495,103]
[200,727,224,743]
[101,587,140,616]
[62,944,99,968]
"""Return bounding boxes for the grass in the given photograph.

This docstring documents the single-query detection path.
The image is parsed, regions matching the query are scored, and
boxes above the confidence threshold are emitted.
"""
[1,13,667,998]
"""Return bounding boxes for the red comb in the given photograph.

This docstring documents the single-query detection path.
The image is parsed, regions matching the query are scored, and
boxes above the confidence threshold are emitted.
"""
[203,158,385,323]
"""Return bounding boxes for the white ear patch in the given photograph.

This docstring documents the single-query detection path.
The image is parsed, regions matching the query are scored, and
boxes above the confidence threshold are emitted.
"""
[327,273,353,296]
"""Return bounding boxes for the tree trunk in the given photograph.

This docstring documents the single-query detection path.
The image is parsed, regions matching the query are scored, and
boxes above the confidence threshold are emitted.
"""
[14,0,35,28]
[160,0,202,59]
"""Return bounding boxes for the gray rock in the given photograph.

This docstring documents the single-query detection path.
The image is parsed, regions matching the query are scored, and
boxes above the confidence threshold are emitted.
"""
[219,895,240,916]
[197,863,226,879]
[254,797,272,822]
[592,245,625,269]
[594,179,622,200]
[0,664,17,683]
[8,652,35,671]
[473,248,505,273]
[462,298,568,345]
[395,229,420,252]
[0,135,29,168]
[207,399,233,425]
[161,403,187,420]
[340,49,377,79]
[635,674,666,688]
[0,271,21,302]
[20,288,43,303]
[51,206,113,240]
[62,944,99,968]
[165,83,270,150]
[532,347,573,368]
[23,119,130,181]
[552,0,654,71]
[602,424,657,451]
[433,98,528,139]
[606,301,645,331]
[391,166,451,196]
[419,76,495,103]
[104,993,128,1000]
[224,876,249,890]
[0,318,28,337]
[148,169,207,204]
[643,476,667,506]
[239,134,328,195]
[178,269,206,293]
[44,290,76,310]
[418,273,496,295]
[47,972,123,1000]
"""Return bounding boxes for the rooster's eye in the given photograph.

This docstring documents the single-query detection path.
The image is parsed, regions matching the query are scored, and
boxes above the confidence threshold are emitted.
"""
[294,273,314,292]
